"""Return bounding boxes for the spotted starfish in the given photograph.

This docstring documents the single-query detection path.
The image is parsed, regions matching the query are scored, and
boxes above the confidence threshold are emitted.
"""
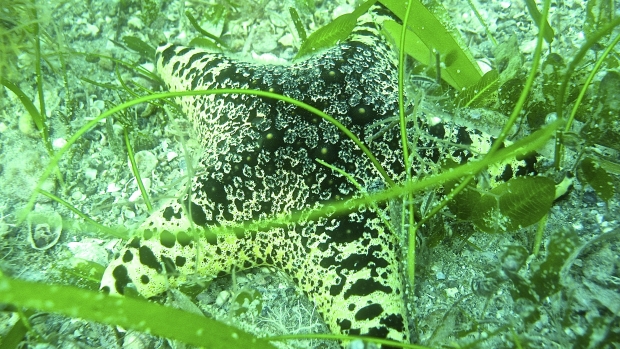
[101,5,413,346]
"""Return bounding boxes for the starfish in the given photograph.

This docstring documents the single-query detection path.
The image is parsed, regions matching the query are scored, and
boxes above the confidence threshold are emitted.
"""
[101,4,413,346]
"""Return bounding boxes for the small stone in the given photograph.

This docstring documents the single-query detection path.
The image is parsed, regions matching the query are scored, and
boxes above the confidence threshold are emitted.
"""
[251,52,286,65]
[166,151,178,162]
[84,168,98,180]
[520,37,547,54]
[17,52,33,69]
[477,60,492,74]
[71,190,84,201]
[215,290,230,306]
[80,23,100,37]
[127,16,144,29]
[66,239,108,265]
[278,33,294,47]
[89,106,101,118]
[124,208,136,219]
[348,339,365,349]
[129,178,151,202]
[138,177,151,191]
[129,190,142,203]
[140,63,154,72]
[132,151,158,175]
[52,138,67,150]
[445,287,459,298]
[18,113,37,137]
[99,58,114,71]
[333,4,354,19]
[106,182,121,193]
[122,331,151,349]
[92,99,105,111]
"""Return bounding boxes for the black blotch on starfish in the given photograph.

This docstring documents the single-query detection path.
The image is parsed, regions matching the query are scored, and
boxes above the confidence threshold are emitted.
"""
[139,245,163,273]
[381,313,406,333]
[175,256,187,267]
[111,264,130,295]
[160,230,176,248]
[159,44,176,66]
[186,200,208,226]
[354,303,384,321]
[338,318,352,331]
[345,277,393,299]
[176,230,193,247]
[163,205,182,221]
[161,255,177,274]
[128,237,141,249]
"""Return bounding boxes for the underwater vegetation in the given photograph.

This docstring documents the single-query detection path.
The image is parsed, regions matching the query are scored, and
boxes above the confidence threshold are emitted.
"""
[0,0,619,348]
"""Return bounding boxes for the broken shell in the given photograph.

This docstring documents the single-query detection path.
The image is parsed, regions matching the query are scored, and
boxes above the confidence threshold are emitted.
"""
[27,211,62,250]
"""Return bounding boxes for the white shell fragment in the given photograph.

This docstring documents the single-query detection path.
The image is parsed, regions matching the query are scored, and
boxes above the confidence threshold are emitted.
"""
[27,211,63,251]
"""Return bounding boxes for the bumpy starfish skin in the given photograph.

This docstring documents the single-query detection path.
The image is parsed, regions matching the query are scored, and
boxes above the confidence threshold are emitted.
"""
[101,8,412,345]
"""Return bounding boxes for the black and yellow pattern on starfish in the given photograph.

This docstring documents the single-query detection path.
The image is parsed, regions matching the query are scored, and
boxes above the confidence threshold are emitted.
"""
[101,4,413,345]
[98,1,549,348]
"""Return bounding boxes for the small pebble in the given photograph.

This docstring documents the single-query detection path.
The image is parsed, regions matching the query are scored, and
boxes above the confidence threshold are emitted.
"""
[106,182,121,193]
[445,287,459,298]
[71,190,84,201]
[167,151,178,162]
[127,16,144,29]
[80,23,100,37]
[278,33,294,47]
[132,151,158,175]
[333,4,354,18]
[92,99,105,111]
[129,178,151,202]
[89,106,101,117]
[215,290,230,306]
[18,113,37,137]
[348,339,365,349]
[84,168,97,180]
[129,190,142,203]
[124,208,136,219]
[52,138,67,150]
